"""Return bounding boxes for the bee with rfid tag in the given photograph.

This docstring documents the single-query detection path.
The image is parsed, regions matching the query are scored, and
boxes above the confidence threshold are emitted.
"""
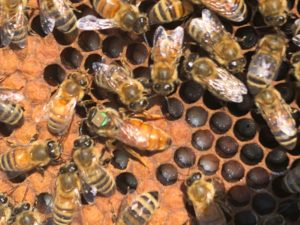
[151,26,184,96]
[187,9,246,73]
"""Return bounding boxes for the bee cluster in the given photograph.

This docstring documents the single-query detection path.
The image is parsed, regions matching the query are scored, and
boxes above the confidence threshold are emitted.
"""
[1,0,300,224]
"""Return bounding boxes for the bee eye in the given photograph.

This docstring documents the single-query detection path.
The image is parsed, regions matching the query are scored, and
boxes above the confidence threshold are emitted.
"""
[153,83,161,92]
[74,140,81,148]
[68,163,77,173]
[0,196,7,204]
[22,203,30,211]
[163,84,173,93]
[47,140,55,149]
[84,139,92,147]
[80,79,88,87]
[140,99,148,107]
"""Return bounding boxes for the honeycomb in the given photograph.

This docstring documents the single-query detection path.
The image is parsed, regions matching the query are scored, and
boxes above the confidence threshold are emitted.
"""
[0,0,300,224]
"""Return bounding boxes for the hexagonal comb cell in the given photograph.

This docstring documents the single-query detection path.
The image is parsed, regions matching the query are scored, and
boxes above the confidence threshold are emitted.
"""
[1,0,300,224]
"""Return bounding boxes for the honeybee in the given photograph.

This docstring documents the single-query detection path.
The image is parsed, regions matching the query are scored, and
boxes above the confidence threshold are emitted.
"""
[93,62,149,112]
[11,202,41,225]
[281,164,300,194]
[258,0,288,26]
[0,88,24,126]
[262,214,286,225]
[0,0,28,48]
[116,191,159,225]
[43,71,89,135]
[0,193,12,225]
[247,34,287,95]
[77,0,149,34]
[0,139,62,176]
[148,0,193,25]
[255,86,297,150]
[72,135,115,201]
[85,106,172,151]
[190,0,247,22]
[53,163,81,225]
[38,0,77,34]
[187,9,246,73]
[290,51,300,81]
[184,55,247,103]
[185,172,227,225]
[151,26,184,96]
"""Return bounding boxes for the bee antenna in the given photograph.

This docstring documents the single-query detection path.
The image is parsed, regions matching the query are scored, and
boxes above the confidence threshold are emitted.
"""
[143,33,150,47]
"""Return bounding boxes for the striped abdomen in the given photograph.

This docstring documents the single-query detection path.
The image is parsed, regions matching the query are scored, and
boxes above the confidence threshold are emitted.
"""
[282,164,300,193]
[82,166,115,196]
[11,25,28,48]
[44,0,77,33]
[119,118,172,151]
[117,192,159,225]
[201,0,247,22]
[0,101,23,125]
[0,150,17,172]
[92,0,120,18]
[149,0,193,25]
[53,200,76,225]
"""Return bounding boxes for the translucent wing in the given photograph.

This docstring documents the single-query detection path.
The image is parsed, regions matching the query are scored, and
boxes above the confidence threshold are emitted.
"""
[208,67,247,103]
[0,89,25,102]
[77,15,118,30]
[194,202,227,225]
[38,0,55,34]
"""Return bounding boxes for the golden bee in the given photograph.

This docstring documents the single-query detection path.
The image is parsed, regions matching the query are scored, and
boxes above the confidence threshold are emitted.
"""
[44,71,89,136]
[0,88,24,126]
[184,54,247,103]
[38,0,78,34]
[190,0,247,22]
[290,51,300,81]
[151,26,184,96]
[247,34,287,95]
[258,0,288,26]
[281,164,300,194]
[187,9,246,73]
[77,0,149,34]
[0,139,62,176]
[116,191,159,225]
[53,163,81,225]
[255,86,297,150]
[263,214,286,225]
[0,0,28,48]
[85,106,172,152]
[185,172,227,225]
[72,135,116,201]
[148,0,193,25]
[93,62,149,112]
[0,193,12,225]
[11,202,41,225]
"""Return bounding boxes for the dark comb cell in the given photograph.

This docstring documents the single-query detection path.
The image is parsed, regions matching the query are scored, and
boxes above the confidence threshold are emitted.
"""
[228,94,254,117]
[162,98,184,121]
[43,64,66,86]
[234,210,258,225]
[252,193,276,215]
[203,91,223,110]
[31,16,47,37]
[276,61,290,81]
[240,143,263,165]
[259,126,279,149]
[179,80,204,103]
[198,154,219,175]
[192,129,214,151]
[112,149,129,170]
[234,118,257,141]
[246,167,270,189]
[156,163,178,186]
[60,47,83,69]
[174,147,196,168]
[216,136,238,158]
[228,185,251,207]
[116,172,138,195]
[53,29,78,45]
[221,160,244,182]
[278,200,300,221]
[126,43,148,65]
[78,31,101,52]
[275,82,295,104]
[84,54,102,74]
[266,150,289,173]
[209,112,232,134]
[235,26,258,49]
[185,106,208,127]
[102,36,123,58]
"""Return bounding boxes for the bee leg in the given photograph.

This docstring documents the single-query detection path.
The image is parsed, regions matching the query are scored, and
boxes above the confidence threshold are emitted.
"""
[29,133,39,143]
[36,167,45,177]
[123,146,148,168]
[5,139,28,148]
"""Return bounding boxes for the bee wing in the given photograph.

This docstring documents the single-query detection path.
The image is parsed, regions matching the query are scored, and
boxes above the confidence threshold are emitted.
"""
[38,0,57,34]
[0,89,25,102]
[208,67,247,103]
[77,15,118,30]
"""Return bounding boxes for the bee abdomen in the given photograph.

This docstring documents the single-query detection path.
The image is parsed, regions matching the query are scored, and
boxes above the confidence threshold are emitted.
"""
[282,164,300,193]
[47,115,68,135]
[92,0,120,18]
[55,12,77,33]
[0,102,23,125]
[272,128,297,150]
[12,27,28,48]
[53,204,75,225]
[0,151,16,172]
[88,168,116,196]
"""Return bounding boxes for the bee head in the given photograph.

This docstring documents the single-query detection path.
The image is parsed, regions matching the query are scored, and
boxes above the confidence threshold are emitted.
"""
[70,72,89,89]
[59,162,77,174]
[228,57,246,73]
[46,140,62,161]
[73,135,94,149]
[265,15,287,26]
[133,16,149,34]
[185,172,202,187]
[153,82,175,96]
[13,202,31,216]
[128,98,149,112]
